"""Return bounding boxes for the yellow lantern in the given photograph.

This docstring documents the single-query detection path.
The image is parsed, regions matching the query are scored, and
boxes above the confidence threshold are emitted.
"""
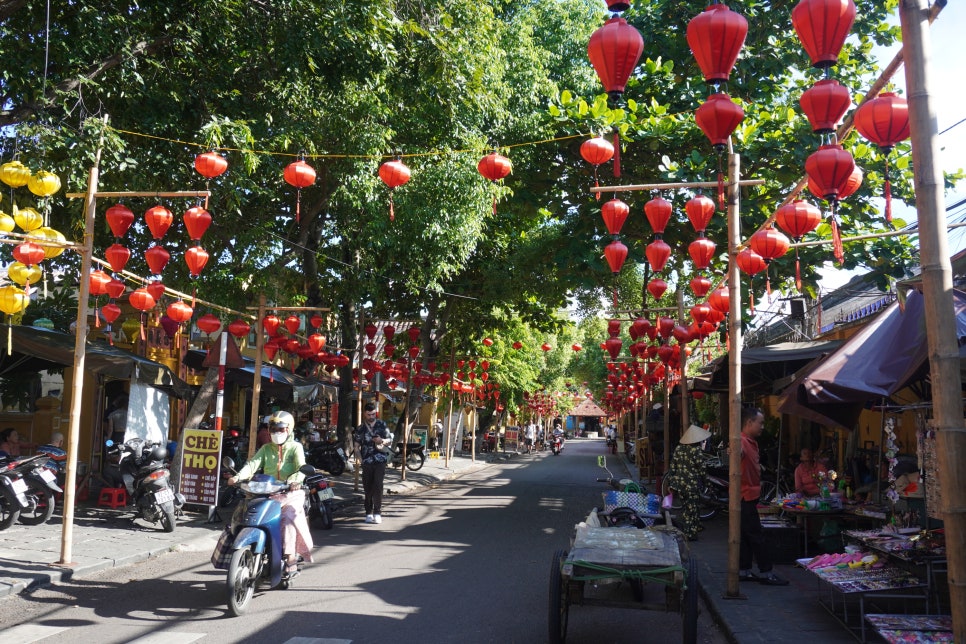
[7,261,41,286]
[0,211,14,233]
[33,226,67,259]
[13,206,43,232]
[0,161,30,188]
[0,285,30,315]
[27,170,61,197]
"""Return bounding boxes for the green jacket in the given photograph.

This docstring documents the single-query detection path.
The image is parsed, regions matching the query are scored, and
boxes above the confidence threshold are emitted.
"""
[236,437,306,485]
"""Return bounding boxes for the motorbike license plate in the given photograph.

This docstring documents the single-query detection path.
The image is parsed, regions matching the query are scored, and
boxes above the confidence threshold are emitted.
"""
[38,469,57,483]
[154,488,175,504]
[317,487,334,501]
[11,478,28,494]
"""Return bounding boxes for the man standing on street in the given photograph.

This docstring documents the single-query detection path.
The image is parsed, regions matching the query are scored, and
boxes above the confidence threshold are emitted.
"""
[353,402,391,525]
[739,406,789,586]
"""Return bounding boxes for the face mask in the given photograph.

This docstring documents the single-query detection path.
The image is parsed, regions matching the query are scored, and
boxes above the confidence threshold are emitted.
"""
[271,431,288,445]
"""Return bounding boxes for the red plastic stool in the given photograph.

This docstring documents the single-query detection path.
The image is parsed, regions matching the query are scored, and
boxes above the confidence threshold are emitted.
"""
[97,487,127,509]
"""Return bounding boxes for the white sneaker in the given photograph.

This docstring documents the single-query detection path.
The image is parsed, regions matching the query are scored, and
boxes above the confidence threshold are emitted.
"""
[373,514,382,524]
[365,514,374,523]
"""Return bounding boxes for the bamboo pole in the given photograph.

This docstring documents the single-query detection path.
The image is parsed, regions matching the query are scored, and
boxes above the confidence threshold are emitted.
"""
[353,308,365,493]
[677,288,690,432]
[64,190,210,199]
[444,340,456,468]
[726,151,743,598]
[900,1,964,638]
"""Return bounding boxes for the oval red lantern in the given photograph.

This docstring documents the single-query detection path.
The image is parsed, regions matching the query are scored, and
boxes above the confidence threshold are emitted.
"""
[482,337,493,347]
[708,284,729,313]
[104,243,131,273]
[89,270,111,297]
[607,319,621,338]
[228,319,251,338]
[105,204,135,238]
[688,235,717,270]
[690,274,712,298]
[408,345,420,359]
[101,302,121,325]
[601,198,630,236]
[736,247,767,276]
[196,313,221,335]
[605,336,622,360]
[749,226,790,263]
[145,245,170,275]
[264,344,279,362]
[541,343,552,352]
[572,343,582,352]
[144,205,173,240]
[792,0,856,69]
[672,325,691,343]
[686,3,748,84]
[695,93,744,151]
[604,239,628,274]
[284,315,301,335]
[854,92,910,151]
[799,79,851,134]
[310,314,323,329]
[657,343,675,364]
[685,194,716,233]
[183,206,212,241]
[379,159,411,222]
[690,304,712,326]
[384,344,396,358]
[477,153,511,182]
[194,151,228,179]
[262,314,281,337]
[128,288,155,313]
[645,238,671,273]
[283,338,301,355]
[146,281,166,302]
[644,196,672,234]
[364,322,377,339]
[580,136,615,166]
[12,242,45,266]
[631,317,651,340]
[587,16,644,102]
[383,325,396,342]
[775,200,822,241]
[805,143,856,202]
[406,326,420,344]
[105,278,126,300]
[809,165,862,201]
[306,333,325,352]
[658,316,675,339]
[512,341,523,350]
[185,246,209,277]
[647,278,668,300]
[166,300,193,324]
[284,160,316,189]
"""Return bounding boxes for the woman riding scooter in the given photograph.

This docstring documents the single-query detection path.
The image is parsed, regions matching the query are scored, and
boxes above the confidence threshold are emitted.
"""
[227,411,313,575]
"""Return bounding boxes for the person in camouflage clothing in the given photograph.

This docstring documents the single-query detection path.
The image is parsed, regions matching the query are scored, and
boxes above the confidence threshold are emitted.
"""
[667,424,712,540]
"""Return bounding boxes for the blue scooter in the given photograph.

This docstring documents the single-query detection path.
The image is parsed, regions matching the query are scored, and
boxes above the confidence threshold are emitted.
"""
[222,465,314,616]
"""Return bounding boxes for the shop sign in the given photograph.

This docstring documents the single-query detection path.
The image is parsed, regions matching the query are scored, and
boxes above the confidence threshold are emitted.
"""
[180,428,222,505]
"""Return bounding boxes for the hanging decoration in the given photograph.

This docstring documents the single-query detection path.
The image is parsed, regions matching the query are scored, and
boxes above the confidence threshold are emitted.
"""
[647,278,668,300]
[799,79,851,134]
[689,274,712,298]
[775,199,822,291]
[378,158,411,222]
[805,143,855,264]
[749,225,790,297]
[0,285,29,353]
[686,3,748,85]
[853,91,910,224]
[736,247,766,313]
[194,151,228,209]
[106,203,135,237]
[791,0,856,69]
[602,239,628,275]
[580,135,615,199]
[477,151,512,215]
[283,157,316,224]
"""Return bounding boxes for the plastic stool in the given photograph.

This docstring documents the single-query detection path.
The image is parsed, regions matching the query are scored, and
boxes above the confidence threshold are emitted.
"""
[97,487,127,509]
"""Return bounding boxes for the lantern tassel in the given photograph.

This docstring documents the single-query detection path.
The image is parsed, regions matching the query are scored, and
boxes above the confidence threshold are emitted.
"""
[795,248,802,292]
[492,195,497,216]
[717,154,726,211]
[94,303,101,328]
[613,130,621,179]
[594,169,601,201]
[389,194,395,222]
[107,324,114,346]
[748,278,755,314]
[830,215,844,265]
[295,189,301,224]
[140,313,146,341]
[883,156,893,225]
[270,364,274,383]
[765,269,772,300]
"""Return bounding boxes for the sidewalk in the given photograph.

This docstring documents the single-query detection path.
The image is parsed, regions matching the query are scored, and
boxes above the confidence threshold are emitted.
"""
[0,451,487,600]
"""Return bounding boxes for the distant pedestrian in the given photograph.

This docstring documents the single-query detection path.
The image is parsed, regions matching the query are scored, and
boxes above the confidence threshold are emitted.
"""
[739,407,788,586]
[106,394,128,445]
[667,424,711,541]
[524,422,536,453]
[353,402,391,525]
[0,427,21,457]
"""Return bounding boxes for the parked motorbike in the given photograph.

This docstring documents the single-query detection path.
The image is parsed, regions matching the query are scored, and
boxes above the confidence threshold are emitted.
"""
[306,431,351,476]
[387,433,426,471]
[0,454,61,529]
[222,466,314,616]
[660,464,728,521]
[106,438,185,532]
[222,427,246,468]
[551,434,564,456]
[303,467,335,530]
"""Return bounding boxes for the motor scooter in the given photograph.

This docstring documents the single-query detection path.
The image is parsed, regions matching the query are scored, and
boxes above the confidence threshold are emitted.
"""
[306,430,351,476]
[0,454,56,530]
[388,433,426,471]
[551,433,564,456]
[107,438,185,532]
[220,465,315,616]
[303,467,335,530]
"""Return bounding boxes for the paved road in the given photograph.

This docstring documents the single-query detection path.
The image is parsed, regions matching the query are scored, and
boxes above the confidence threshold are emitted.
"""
[0,439,726,643]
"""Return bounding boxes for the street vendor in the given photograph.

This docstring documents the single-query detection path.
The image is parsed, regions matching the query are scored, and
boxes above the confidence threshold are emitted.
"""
[794,448,828,496]
[666,424,711,541]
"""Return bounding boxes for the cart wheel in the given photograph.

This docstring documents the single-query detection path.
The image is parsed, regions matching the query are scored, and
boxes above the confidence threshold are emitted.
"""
[548,549,569,644]
[682,557,699,644]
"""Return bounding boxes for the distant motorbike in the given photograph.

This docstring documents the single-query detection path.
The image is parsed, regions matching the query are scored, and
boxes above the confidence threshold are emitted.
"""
[660,464,728,521]
[219,457,244,509]
[107,438,185,532]
[551,434,564,456]
[387,433,426,471]
[0,454,61,528]
[303,467,335,530]
[306,431,351,476]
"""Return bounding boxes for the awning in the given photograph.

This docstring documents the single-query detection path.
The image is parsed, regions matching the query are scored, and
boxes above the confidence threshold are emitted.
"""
[0,324,192,399]
[183,349,335,403]
[777,288,966,429]
[695,340,843,393]
[569,396,609,417]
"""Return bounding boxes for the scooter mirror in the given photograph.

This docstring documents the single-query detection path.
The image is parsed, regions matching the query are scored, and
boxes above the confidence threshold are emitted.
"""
[105,439,114,447]
[299,464,317,476]
[221,456,235,471]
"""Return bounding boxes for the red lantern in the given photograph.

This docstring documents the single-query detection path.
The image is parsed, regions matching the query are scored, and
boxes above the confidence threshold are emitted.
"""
[105,278,126,299]
[708,285,730,313]
[587,17,644,102]
[283,159,316,224]
[145,245,170,275]
[601,198,629,236]
[310,314,323,329]
[197,313,221,335]
[477,153,511,182]
[685,195,715,233]
[580,136,615,196]
[658,316,675,339]
[194,151,228,179]
[775,200,822,241]
[749,226,789,263]
[736,248,766,275]
[512,341,523,350]
[405,327,419,344]
[792,0,856,69]
[12,242,44,266]
[799,79,851,134]
[379,159,411,222]
[541,343,552,352]
[607,319,621,337]
[603,239,628,274]
[144,205,173,240]
[647,278,668,300]
[686,3,748,84]
[146,281,165,302]
[185,246,209,277]
[605,336,622,360]
[89,270,111,297]
[228,319,251,338]
[854,92,910,223]
[166,300,193,324]
[384,344,396,358]
[183,206,212,241]
[657,344,675,364]
[690,304,712,326]
[644,197,672,234]
[605,0,629,12]
[364,322,377,339]
[572,343,582,352]
[284,315,301,335]
[688,235,717,270]
[129,288,156,312]
[262,315,281,337]
[101,302,121,324]
[105,204,135,238]
[672,325,691,343]
[383,325,396,342]
[645,238,671,273]
[104,243,130,273]
[695,93,744,151]
[408,345,420,359]
[482,337,493,347]
[808,165,862,201]
[690,274,712,298]
[805,144,856,202]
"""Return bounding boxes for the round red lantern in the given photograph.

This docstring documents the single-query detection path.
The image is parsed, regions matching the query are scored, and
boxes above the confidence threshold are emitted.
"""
[799,79,851,134]
[166,300,193,324]
[792,0,856,69]
[645,238,671,273]
[854,92,910,223]
[605,337,622,360]
[736,247,766,275]
[541,343,552,352]
[644,196,672,234]
[146,281,166,302]
[310,314,323,329]
[775,200,822,241]
[749,226,789,264]
[129,288,155,312]
[144,205,173,240]
[689,274,712,298]
[477,152,511,182]
[604,239,628,274]
[145,245,170,275]
[688,235,717,270]
[12,242,45,266]
[580,136,615,166]
[105,204,135,238]
[194,151,228,179]
[379,159,411,222]
[601,198,630,236]
[105,278,126,299]
[383,325,396,342]
[695,93,744,151]
[658,316,675,339]
[104,243,131,273]
[184,246,209,277]
[587,17,644,102]
[101,302,121,325]
[512,341,523,350]
[284,160,316,189]
[690,304,712,326]
[686,3,748,84]
[308,333,326,352]
[183,206,212,241]
[89,270,111,297]
[647,278,668,300]
[809,165,862,201]
[805,144,856,202]
[196,313,221,335]
[708,284,730,313]
[482,337,494,347]
[572,343,582,352]
[228,319,251,338]
[685,194,716,233]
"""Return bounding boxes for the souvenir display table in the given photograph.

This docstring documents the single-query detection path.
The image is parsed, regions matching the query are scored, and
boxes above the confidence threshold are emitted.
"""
[777,497,884,556]
[797,553,927,642]
[864,614,954,643]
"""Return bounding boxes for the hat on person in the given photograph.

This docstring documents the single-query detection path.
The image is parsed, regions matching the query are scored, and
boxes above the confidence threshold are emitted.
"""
[680,424,711,445]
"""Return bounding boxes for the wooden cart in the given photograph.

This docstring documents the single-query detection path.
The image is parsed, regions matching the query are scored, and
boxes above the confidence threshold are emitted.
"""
[548,510,699,644]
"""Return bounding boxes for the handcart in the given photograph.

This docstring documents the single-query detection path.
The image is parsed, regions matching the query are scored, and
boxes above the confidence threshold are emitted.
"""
[548,472,699,643]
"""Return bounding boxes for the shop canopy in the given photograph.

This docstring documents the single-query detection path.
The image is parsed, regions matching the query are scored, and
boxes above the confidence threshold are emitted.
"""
[569,396,609,417]
[0,324,192,399]
[777,288,966,430]
[693,340,843,393]
[183,349,335,404]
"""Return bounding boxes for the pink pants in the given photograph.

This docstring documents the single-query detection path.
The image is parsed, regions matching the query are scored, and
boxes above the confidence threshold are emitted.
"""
[279,489,314,562]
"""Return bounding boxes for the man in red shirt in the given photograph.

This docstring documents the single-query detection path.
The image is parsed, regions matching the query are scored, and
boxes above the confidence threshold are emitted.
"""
[739,407,789,586]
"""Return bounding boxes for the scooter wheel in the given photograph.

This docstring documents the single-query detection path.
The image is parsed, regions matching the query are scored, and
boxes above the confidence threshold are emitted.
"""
[326,459,345,477]
[159,500,176,533]
[227,547,257,616]
[320,503,334,530]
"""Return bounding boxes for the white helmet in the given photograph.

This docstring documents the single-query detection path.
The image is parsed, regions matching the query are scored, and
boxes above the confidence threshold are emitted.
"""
[268,411,295,432]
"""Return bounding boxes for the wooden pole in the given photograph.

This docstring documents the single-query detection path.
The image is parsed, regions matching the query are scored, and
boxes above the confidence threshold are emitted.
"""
[726,151,743,598]
[677,288,690,432]
[900,1,964,638]
[353,308,365,493]
[245,294,267,460]
[444,340,456,468]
